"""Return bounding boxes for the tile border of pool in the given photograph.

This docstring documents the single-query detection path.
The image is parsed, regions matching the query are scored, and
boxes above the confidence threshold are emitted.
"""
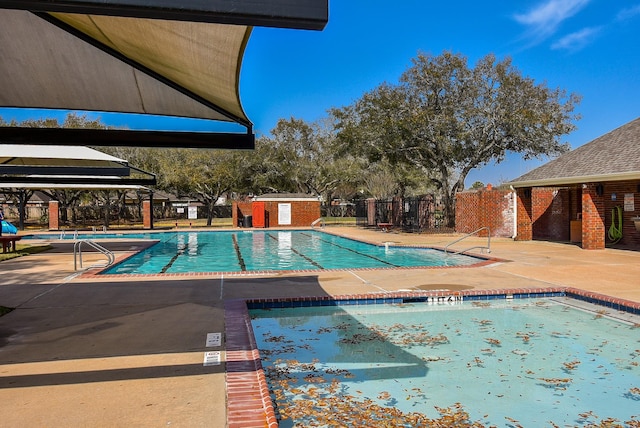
[224,287,640,428]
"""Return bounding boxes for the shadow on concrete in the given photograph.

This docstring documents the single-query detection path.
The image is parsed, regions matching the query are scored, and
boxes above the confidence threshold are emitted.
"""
[0,274,429,391]
[0,362,223,389]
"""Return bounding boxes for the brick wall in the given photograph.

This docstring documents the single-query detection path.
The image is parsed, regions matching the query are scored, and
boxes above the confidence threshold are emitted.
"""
[142,200,153,229]
[232,200,320,228]
[515,189,533,241]
[582,183,605,250]
[232,201,253,227]
[531,187,570,241]
[48,200,59,231]
[455,187,514,237]
[262,200,320,227]
[600,180,640,248]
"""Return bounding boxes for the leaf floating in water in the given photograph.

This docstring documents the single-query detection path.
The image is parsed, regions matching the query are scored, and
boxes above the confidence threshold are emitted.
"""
[377,391,391,400]
[562,360,581,371]
[594,309,608,319]
[472,301,492,307]
[537,377,572,390]
[485,338,501,346]
[303,374,325,383]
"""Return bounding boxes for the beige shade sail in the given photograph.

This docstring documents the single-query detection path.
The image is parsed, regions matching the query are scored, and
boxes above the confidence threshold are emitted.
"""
[0,1,328,148]
[0,9,251,126]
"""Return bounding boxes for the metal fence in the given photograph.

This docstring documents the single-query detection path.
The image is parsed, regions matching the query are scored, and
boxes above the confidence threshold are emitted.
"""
[355,195,450,233]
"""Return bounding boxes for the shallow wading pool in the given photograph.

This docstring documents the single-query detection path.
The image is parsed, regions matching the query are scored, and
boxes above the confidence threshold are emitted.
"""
[249,294,640,427]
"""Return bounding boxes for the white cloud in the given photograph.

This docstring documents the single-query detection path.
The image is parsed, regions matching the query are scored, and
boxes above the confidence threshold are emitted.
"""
[514,0,591,42]
[616,4,640,21]
[551,26,602,51]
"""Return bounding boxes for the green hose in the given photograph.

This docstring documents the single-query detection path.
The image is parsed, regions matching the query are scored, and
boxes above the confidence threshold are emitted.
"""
[608,205,623,244]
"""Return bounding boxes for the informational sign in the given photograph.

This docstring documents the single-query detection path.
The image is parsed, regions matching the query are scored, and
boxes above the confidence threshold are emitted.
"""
[188,206,198,219]
[203,351,220,366]
[206,332,221,347]
[176,207,184,214]
[278,203,291,225]
[624,193,634,211]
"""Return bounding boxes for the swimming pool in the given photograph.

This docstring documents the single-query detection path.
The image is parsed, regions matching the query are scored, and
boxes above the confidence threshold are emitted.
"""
[87,230,485,274]
[249,296,640,427]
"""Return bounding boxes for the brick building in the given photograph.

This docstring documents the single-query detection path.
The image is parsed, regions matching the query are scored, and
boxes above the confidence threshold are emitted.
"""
[232,193,321,228]
[507,117,640,250]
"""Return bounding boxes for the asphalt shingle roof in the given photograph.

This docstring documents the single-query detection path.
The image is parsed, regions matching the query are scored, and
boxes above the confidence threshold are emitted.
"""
[509,117,640,187]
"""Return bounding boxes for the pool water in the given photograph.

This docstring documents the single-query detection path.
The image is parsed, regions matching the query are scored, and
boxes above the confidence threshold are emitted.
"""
[99,230,481,274]
[250,299,640,427]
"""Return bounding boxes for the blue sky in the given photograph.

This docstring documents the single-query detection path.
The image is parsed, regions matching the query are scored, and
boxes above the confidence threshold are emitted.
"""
[2,0,639,187]
[241,0,640,186]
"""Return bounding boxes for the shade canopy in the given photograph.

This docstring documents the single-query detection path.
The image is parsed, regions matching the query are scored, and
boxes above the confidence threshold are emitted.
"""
[0,1,329,148]
[0,144,156,187]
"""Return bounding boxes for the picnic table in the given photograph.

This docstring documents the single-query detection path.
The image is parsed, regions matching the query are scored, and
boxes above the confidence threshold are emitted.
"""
[1,235,22,253]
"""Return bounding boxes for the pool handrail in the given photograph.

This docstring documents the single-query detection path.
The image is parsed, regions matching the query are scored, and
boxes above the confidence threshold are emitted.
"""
[311,217,324,228]
[444,226,491,255]
[73,239,115,271]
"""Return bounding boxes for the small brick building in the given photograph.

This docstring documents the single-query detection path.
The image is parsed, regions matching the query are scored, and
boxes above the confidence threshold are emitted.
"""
[232,193,321,228]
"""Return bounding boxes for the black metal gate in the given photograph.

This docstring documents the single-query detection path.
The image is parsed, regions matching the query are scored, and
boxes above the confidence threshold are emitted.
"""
[354,195,447,232]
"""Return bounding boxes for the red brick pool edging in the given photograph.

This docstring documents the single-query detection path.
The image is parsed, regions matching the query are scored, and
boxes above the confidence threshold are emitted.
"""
[223,287,640,427]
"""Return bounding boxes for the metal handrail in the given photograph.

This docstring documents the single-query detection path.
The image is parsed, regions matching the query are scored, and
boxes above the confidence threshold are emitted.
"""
[444,227,491,255]
[74,239,115,271]
[311,217,324,228]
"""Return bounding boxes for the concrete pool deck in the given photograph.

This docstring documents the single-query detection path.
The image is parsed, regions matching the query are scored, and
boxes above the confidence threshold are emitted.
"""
[1,227,639,427]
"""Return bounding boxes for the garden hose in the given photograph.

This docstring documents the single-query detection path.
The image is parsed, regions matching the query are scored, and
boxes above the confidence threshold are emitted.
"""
[608,205,623,244]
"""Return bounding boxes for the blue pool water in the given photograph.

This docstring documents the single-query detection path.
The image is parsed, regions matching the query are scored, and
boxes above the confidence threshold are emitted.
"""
[68,230,482,274]
[250,298,640,427]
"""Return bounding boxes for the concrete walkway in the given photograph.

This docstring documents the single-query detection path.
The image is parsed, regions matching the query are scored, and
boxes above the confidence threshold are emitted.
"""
[0,228,639,427]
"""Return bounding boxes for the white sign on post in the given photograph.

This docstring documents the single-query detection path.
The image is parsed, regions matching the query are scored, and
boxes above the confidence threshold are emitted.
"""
[188,206,198,219]
[278,203,291,225]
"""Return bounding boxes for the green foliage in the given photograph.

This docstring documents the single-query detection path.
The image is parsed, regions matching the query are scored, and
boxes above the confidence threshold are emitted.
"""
[244,117,368,203]
[332,51,580,226]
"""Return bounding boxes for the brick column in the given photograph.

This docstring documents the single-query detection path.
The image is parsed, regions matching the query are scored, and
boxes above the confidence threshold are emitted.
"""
[142,200,153,230]
[232,201,238,228]
[366,198,376,227]
[581,184,605,250]
[48,200,60,231]
[515,189,532,241]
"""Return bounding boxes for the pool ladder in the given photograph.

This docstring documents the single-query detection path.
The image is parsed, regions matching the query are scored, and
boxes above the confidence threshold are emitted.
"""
[73,239,115,271]
[444,227,491,255]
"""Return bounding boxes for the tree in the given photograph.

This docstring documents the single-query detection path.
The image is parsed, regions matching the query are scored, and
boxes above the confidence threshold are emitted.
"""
[248,117,366,204]
[159,149,245,225]
[43,189,86,224]
[332,51,580,226]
